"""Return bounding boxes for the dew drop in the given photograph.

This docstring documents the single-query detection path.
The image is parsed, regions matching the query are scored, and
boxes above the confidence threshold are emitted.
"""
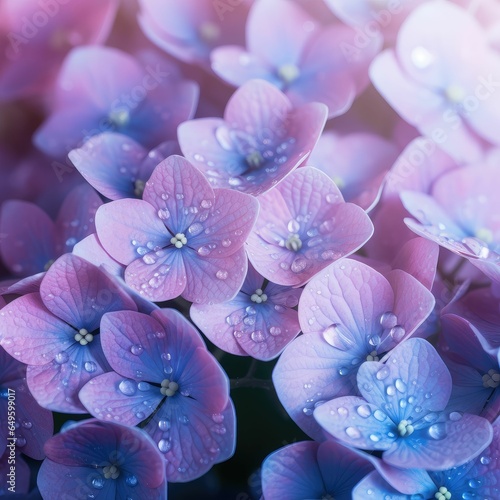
[251,330,265,343]
[118,380,136,396]
[386,385,396,396]
[290,257,308,274]
[376,366,390,380]
[345,426,362,439]
[137,381,150,391]
[216,270,228,280]
[187,222,203,236]
[130,345,143,355]
[395,379,407,393]
[468,478,481,488]
[480,456,490,465]
[269,326,281,336]
[92,477,105,489]
[428,423,447,440]
[373,410,387,422]
[197,245,211,256]
[379,312,398,329]
[356,405,372,418]
[158,439,171,453]
[135,411,145,420]
[55,351,69,364]
[389,325,406,342]
[449,411,462,421]
[84,361,97,373]
[158,419,170,431]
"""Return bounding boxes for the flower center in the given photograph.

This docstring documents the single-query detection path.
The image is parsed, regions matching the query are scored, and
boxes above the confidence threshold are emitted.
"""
[74,328,94,346]
[434,486,452,500]
[366,350,379,361]
[445,84,467,104]
[108,106,130,128]
[170,233,187,249]
[482,369,500,388]
[199,22,220,42]
[102,464,120,480]
[250,288,267,303]
[397,419,414,437]
[285,233,302,252]
[44,259,55,272]
[134,179,145,198]
[245,150,264,169]
[277,64,300,85]
[160,379,179,397]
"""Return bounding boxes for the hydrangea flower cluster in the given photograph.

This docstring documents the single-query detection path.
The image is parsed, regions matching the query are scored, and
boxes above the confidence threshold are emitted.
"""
[0,0,499,498]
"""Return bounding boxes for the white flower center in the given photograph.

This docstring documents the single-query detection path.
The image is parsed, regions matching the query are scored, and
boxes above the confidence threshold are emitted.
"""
[134,179,145,198]
[445,84,467,104]
[277,64,300,84]
[435,486,452,500]
[108,106,130,127]
[160,379,179,397]
[170,233,187,249]
[397,419,414,437]
[250,288,268,303]
[245,150,264,169]
[285,233,302,252]
[366,350,379,361]
[482,369,500,388]
[103,464,120,480]
[74,328,94,346]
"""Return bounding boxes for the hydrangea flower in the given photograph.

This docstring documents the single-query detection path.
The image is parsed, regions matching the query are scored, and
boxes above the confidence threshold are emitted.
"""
[0,184,102,279]
[211,0,381,118]
[273,258,435,439]
[401,164,500,284]
[34,46,198,157]
[442,284,500,355]
[370,1,500,163]
[314,338,493,471]
[69,132,180,200]
[308,131,399,211]
[95,155,259,303]
[261,440,373,500]
[438,313,500,421]
[0,347,53,459]
[353,416,500,499]
[178,79,327,196]
[0,0,118,101]
[38,419,167,499]
[79,308,236,482]
[190,263,301,361]
[0,254,137,412]
[138,0,250,66]
[246,167,374,287]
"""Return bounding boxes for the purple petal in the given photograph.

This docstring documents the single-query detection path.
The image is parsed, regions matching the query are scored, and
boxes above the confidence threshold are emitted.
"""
[124,247,187,302]
[95,198,170,265]
[68,133,148,200]
[183,247,248,304]
[273,332,357,440]
[40,254,137,332]
[314,395,397,450]
[143,397,236,482]
[143,155,215,235]
[55,184,103,254]
[72,234,124,278]
[27,336,109,413]
[0,293,75,365]
[79,371,162,426]
[0,200,56,276]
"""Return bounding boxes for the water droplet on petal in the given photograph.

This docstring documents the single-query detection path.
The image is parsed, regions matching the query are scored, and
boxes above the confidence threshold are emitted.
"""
[290,257,307,274]
[55,351,69,364]
[84,361,97,373]
[130,345,143,355]
[187,222,203,236]
[480,456,490,465]
[389,325,406,342]
[376,366,390,380]
[386,385,396,396]
[428,423,447,440]
[395,379,407,393]
[158,439,171,453]
[216,270,228,280]
[118,380,137,396]
[322,324,356,351]
[92,477,105,489]
[198,245,211,256]
[379,312,398,329]
[251,330,265,343]
[158,419,171,431]
[269,326,281,336]
[345,426,362,439]
[356,405,372,418]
